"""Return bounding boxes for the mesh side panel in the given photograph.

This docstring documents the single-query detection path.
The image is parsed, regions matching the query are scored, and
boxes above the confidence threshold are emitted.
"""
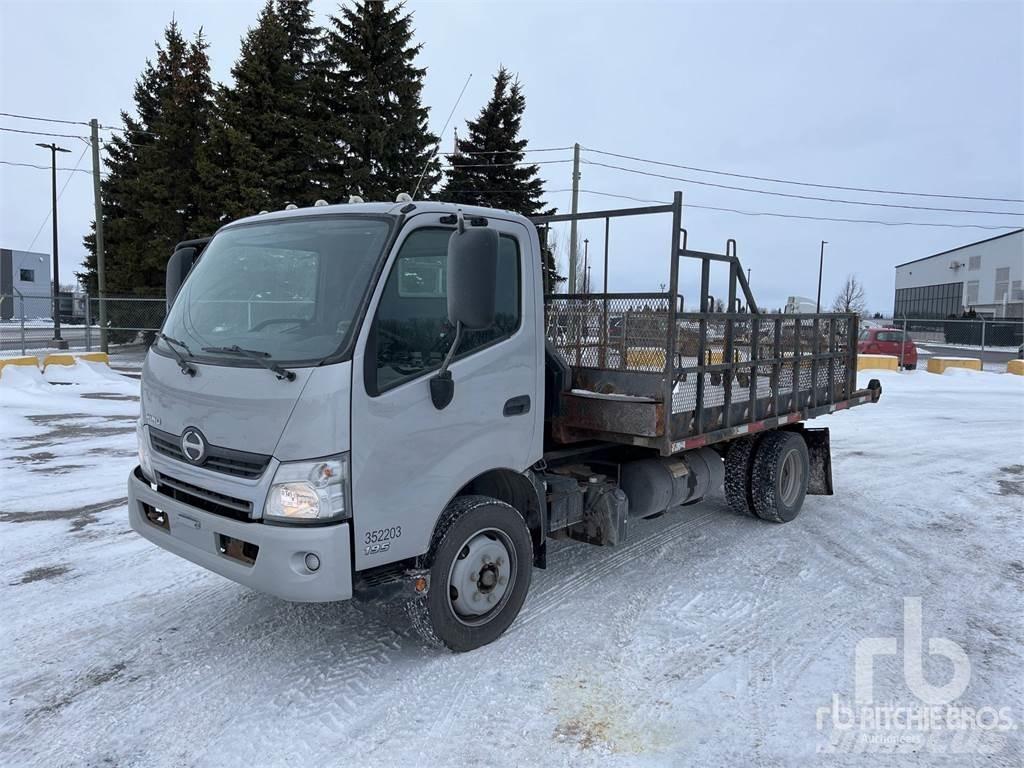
[545,295,671,371]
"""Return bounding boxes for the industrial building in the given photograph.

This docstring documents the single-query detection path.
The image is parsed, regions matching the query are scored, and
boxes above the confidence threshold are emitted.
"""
[0,248,52,320]
[893,229,1023,319]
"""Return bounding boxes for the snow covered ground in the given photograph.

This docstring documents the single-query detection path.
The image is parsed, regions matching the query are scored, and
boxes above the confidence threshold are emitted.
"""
[1,363,1022,766]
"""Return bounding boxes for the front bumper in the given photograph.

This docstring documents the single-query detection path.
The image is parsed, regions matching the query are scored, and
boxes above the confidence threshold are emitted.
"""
[128,467,352,602]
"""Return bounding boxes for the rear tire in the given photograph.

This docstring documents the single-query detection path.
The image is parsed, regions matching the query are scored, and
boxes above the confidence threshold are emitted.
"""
[407,495,533,652]
[750,431,809,523]
[724,436,760,517]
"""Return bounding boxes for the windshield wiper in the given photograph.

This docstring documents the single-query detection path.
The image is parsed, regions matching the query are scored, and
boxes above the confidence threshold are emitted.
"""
[201,345,297,381]
[156,332,197,376]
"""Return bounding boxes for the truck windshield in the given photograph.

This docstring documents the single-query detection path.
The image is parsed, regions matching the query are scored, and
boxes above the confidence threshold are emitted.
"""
[161,215,393,366]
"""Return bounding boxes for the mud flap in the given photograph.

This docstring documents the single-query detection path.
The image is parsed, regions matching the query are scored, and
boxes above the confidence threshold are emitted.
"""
[801,427,833,495]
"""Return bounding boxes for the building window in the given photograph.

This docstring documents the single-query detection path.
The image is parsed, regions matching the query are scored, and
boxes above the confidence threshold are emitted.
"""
[1013,280,1023,301]
[19,268,35,282]
[966,281,979,305]
[893,281,964,319]
[968,255,981,271]
[994,268,1010,302]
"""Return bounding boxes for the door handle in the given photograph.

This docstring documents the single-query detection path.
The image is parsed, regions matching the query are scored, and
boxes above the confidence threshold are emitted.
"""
[503,395,531,417]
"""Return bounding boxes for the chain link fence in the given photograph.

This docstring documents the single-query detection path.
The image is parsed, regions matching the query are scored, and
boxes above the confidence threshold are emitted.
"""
[1,292,166,363]
[892,316,1023,370]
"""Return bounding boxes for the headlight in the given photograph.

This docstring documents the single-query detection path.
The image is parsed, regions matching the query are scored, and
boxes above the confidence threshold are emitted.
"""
[137,419,155,482]
[264,454,349,524]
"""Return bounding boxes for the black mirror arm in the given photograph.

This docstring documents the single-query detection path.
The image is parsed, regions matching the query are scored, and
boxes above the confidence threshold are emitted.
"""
[430,321,462,410]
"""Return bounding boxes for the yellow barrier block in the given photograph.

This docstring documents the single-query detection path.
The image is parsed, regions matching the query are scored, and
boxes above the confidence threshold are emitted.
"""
[77,352,109,366]
[626,347,666,369]
[42,353,77,369]
[1005,359,1023,376]
[857,354,898,371]
[927,357,982,374]
[0,356,40,374]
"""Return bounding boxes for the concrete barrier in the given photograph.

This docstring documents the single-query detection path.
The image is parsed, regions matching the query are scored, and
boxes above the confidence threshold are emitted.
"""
[0,356,40,375]
[42,352,110,370]
[927,357,981,374]
[626,347,666,370]
[857,354,899,371]
[1007,359,1024,376]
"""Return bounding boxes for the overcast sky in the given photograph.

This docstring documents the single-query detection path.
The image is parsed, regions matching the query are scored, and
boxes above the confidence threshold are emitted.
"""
[1,0,1021,312]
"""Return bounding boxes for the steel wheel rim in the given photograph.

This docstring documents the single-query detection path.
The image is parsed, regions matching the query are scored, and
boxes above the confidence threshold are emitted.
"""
[779,448,802,506]
[446,527,517,627]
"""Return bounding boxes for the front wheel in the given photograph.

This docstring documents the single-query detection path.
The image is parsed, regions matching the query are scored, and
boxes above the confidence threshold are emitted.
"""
[408,495,533,652]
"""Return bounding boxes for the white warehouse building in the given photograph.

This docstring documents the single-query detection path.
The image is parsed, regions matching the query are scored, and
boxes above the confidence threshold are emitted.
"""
[1,248,52,321]
[893,229,1023,319]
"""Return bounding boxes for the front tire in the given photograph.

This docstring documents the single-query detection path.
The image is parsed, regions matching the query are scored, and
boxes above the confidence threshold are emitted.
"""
[408,495,533,652]
[750,430,809,523]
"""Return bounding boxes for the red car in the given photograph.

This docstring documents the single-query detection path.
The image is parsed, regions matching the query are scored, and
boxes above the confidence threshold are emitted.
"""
[858,327,918,369]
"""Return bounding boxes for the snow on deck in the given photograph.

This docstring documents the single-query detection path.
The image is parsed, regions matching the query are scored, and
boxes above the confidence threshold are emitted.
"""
[1,366,1022,766]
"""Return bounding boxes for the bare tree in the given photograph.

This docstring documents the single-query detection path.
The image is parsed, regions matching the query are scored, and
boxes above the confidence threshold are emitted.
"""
[832,274,867,314]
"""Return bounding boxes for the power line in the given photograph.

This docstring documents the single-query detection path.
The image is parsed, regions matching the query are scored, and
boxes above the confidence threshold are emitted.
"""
[25,144,90,253]
[452,146,574,156]
[0,111,90,127]
[581,159,1024,217]
[570,188,1020,231]
[441,158,572,169]
[0,159,93,173]
[583,147,1024,204]
[1,125,89,140]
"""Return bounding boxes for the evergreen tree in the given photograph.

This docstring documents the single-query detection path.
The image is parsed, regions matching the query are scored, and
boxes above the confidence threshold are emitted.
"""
[198,0,329,227]
[323,0,439,201]
[80,21,213,295]
[443,66,559,290]
[441,66,550,216]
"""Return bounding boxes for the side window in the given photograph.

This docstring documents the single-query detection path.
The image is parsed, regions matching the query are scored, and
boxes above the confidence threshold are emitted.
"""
[373,227,521,393]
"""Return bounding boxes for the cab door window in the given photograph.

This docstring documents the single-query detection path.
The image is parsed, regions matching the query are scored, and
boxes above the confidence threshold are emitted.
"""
[372,227,521,393]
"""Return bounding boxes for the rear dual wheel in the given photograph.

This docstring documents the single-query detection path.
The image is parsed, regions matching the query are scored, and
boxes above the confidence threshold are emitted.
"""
[724,431,809,523]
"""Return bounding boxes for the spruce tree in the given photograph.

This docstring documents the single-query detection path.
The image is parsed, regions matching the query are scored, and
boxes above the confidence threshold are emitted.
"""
[443,66,560,290]
[80,21,213,295]
[441,66,550,216]
[199,0,329,226]
[323,0,439,201]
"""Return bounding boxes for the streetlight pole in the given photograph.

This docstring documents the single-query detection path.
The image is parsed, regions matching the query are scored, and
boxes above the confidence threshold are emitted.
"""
[583,238,589,294]
[816,240,828,313]
[36,142,71,349]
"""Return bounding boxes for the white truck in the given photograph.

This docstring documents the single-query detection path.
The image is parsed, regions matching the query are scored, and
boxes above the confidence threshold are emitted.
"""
[129,193,881,651]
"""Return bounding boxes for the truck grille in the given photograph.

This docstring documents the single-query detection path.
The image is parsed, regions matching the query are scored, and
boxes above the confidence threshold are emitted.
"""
[155,472,254,522]
[149,428,270,479]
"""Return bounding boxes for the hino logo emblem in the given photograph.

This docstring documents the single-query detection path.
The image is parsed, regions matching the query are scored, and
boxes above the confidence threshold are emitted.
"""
[180,428,207,464]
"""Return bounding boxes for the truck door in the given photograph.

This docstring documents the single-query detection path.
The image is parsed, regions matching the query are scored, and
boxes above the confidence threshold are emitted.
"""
[349,216,542,570]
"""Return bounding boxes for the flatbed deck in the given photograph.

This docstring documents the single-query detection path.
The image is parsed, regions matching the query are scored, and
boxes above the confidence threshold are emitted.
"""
[533,197,880,456]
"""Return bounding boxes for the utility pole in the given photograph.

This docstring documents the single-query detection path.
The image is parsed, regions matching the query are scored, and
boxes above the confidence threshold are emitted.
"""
[568,142,581,293]
[90,119,108,352]
[36,142,71,349]
[816,240,828,313]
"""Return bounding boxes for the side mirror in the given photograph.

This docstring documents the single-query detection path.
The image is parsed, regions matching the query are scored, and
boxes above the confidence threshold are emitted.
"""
[429,225,499,410]
[447,227,498,329]
[166,247,197,309]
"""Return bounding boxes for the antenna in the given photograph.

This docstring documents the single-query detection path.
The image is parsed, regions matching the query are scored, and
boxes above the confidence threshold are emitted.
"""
[412,73,472,200]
